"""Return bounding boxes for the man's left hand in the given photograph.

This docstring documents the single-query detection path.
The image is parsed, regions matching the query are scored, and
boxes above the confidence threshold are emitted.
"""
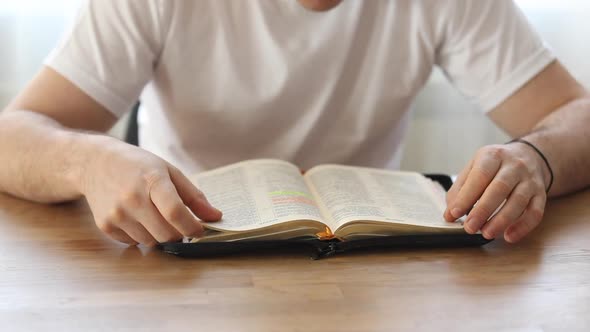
[444,143,550,243]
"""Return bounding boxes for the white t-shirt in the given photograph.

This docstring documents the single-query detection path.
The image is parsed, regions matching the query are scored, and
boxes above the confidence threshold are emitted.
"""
[45,0,554,174]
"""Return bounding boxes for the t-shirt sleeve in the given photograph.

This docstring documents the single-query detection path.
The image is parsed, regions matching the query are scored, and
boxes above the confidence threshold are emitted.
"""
[435,0,556,112]
[44,0,169,117]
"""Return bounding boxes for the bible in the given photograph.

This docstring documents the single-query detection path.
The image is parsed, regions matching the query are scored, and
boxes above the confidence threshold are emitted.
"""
[160,159,490,258]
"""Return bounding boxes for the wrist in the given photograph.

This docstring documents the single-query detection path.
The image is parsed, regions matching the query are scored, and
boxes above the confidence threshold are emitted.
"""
[61,132,116,197]
[506,138,554,193]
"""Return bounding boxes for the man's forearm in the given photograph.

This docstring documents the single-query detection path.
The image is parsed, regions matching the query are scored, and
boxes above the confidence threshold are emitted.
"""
[522,97,590,197]
[0,110,97,203]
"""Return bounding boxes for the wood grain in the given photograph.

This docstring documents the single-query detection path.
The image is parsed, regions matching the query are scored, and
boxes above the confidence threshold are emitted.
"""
[0,190,589,332]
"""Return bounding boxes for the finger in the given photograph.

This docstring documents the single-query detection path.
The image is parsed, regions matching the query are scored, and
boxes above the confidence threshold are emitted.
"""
[121,183,183,243]
[444,159,473,221]
[463,168,519,234]
[99,208,140,245]
[149,170,206,237]
[504,195,546,243]
[136,202,184,243]
[107,228,139,246]
[480,182,534,240]
[168,165,223,222]
[117,219,158,247]
[447,152,502,220]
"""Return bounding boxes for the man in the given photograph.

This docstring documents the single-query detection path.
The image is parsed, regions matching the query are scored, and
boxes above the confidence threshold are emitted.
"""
[0,0,588,247]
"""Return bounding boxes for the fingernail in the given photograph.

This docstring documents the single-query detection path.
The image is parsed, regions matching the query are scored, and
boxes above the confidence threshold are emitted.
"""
[464,218,474,233]
[443,209,451,220]
[480,225,494,239]
[504,229,515,243]
[464,217,470,226]
[467,218,480,233]
[210,205,223,217]
[451,208,462,219]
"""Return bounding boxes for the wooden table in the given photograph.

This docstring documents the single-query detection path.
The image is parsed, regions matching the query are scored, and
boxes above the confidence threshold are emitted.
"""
[0,190,589,332]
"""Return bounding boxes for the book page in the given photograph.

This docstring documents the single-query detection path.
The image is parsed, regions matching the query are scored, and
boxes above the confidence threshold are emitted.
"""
[305,165,463,230]
[191,159,325,231]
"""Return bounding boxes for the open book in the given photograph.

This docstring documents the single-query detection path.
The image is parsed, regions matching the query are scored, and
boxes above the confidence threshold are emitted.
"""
[186,159,466,243]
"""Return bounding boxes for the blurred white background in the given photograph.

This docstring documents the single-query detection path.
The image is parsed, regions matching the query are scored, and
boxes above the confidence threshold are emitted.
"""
[1,0,589,173]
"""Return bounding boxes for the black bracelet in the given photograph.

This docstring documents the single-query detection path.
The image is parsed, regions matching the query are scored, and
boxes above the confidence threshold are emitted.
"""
[506,138,554,193]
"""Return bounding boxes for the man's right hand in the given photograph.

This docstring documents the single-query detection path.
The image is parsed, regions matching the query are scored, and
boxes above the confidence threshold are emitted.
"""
[1,67,221,246]
[80,136,222,246]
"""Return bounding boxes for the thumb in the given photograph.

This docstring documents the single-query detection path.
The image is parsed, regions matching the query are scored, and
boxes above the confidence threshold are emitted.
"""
[168,165,222,222]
